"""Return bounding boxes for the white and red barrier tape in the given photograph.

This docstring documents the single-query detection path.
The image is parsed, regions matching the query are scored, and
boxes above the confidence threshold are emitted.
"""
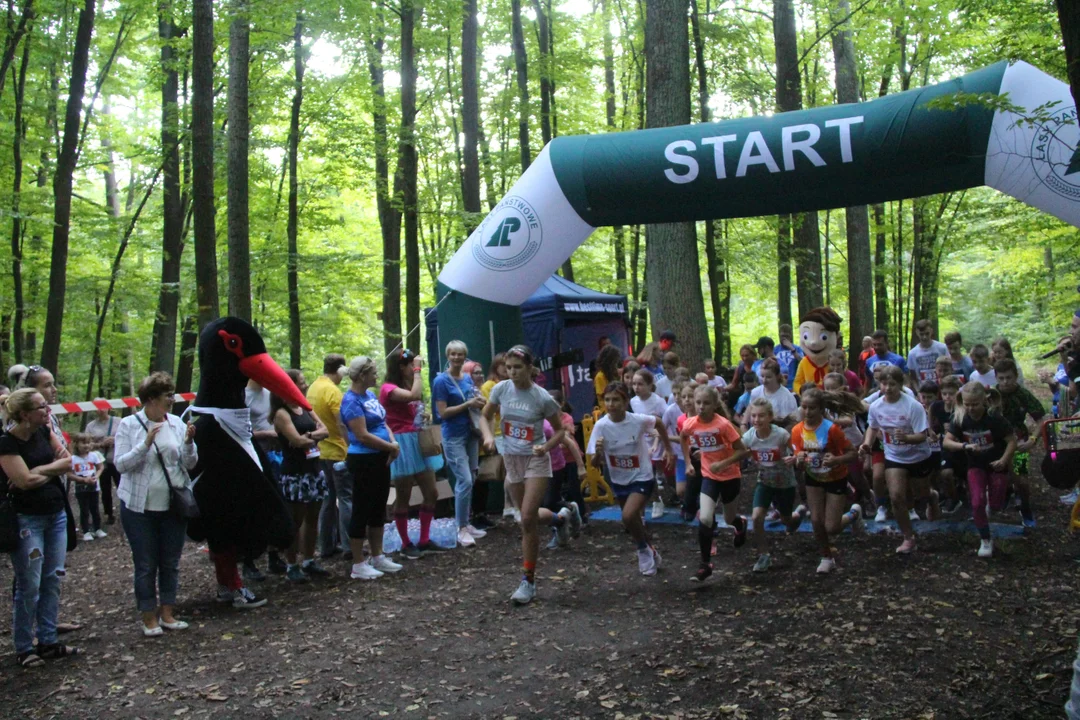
[48,392,197,416]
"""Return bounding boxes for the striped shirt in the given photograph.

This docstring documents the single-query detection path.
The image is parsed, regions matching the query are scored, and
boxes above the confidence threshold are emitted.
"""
[115,411,198,513]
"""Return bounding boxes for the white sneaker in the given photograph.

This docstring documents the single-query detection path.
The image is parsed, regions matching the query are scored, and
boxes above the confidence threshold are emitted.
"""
[457,528,477,547]
[1060,490,1079,505]
[370,554,403,573]
[874,506,888,523]
[512,509,522,524]
[977,539,993,558]
[848,505,865,536]
[908,509,919,521]
[465,524,487,539]
[555,508,572,547]
[350,561,384,580]
[93,529,107,539]
[82,532,94,542]
[651,545,662,570]
[503,506,516,518]
[510,578,536,605]
[816,557,836,574]
[567,501,583,538]
[650,501,664,519]
[637,547,657,576]
[794,504,809,521]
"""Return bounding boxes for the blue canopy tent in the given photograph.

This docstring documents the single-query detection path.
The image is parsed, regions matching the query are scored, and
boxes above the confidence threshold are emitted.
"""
[426,275,630,421]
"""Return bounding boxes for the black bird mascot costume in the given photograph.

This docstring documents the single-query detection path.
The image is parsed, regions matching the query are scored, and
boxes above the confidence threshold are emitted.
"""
[185,317,310,606]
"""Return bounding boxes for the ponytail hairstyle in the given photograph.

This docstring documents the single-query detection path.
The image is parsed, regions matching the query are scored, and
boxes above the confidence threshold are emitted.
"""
[801,386,867,417]
[953,381,988,424]
[505,344,535,367]
[692,383,733,421]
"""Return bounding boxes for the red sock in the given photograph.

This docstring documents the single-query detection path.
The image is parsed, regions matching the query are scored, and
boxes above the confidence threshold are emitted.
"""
[523,560,536,584]
[394,510,410,547]
[419,505,434,545]
[210,547,242,591]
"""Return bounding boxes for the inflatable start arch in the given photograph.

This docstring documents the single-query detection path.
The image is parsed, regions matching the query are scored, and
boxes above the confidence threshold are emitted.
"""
[433,61,1080,367]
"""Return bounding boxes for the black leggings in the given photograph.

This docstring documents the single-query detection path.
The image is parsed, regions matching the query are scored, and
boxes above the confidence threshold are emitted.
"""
[99,462,120,516]
[76,491,101,532]
[347,452,391,537]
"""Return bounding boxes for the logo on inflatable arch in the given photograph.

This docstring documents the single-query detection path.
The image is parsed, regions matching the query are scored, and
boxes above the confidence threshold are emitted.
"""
[472,195,543,272]
[1031,105,1080,202]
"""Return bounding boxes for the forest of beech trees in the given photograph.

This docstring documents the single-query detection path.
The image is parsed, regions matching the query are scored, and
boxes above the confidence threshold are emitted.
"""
[0,0,1077,399]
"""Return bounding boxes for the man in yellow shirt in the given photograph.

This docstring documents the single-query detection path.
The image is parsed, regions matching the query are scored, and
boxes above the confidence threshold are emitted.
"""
[308,354,351,559]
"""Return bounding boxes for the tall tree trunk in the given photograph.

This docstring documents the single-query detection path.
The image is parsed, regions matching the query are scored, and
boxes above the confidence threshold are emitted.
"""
[9,28,30,363]
[1056,0,1080,109]
[532,0,552,147]
[645,0,710,369]
[773,0,822,321]
[777,214,793,328]
[510,0,530,172]
[630,224,644,350]
[832,0,872,366]
[0,0,33,101]
[175,316,198,393]
[151,5,183,375]
[287,12,305,368]
[460,0,481,229]
[40,0,94,373]
[227,0,251,321]
[602,0,626,295]
[400,0,420,353]
[192,0,219,330]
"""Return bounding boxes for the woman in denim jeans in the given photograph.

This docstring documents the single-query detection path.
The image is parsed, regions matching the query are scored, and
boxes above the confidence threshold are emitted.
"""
[0,388,80,667]
[114,373,198,638]
[432,340,486,548]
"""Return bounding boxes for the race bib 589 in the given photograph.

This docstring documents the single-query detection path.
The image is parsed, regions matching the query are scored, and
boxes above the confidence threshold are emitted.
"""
[503,421,534,442]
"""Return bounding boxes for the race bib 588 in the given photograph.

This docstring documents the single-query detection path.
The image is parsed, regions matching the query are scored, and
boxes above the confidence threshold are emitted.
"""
[608,454,641,470]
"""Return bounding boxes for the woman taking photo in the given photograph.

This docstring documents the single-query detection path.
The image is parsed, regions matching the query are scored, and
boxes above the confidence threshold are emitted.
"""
[432,341,487,548]
[272,369,331,582]
[480,345,574,605]
[1,388,79,666]
[114,372,198,637]
[379,349,442,559]
[342,356,402,580]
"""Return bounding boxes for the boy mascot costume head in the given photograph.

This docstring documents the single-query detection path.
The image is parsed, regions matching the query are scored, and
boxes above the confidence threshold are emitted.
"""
[792,306,842,394]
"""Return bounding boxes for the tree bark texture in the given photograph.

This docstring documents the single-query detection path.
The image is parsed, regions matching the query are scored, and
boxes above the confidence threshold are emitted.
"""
[192,0,219,330]
[400,0,421,353]
[510,0,531,172]
[9,30,30,363]
[1056,0,1080,109]
[602,0,626,295]
[645,0,710,368]
[227,0,252,322]
[287,12,305,368]
[460,0,481,226]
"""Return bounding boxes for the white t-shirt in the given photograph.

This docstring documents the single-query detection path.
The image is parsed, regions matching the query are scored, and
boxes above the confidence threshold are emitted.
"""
[970,368,997,388]
[864,386,915,404]
[245,386,274,433]
[488,380,560,456]
[631,393,668,461]
[707,375,727,389]
[907,341,949,384]
[586,412,656,486]
[654,374,673,403]
[867,393,931,464]
[749,385,799,421]
[662,403,685,460]
[741,425,796,488]
[71,450,104,491]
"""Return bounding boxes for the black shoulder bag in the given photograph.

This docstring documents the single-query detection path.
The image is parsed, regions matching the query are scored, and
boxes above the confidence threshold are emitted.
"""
[135,414,200,520]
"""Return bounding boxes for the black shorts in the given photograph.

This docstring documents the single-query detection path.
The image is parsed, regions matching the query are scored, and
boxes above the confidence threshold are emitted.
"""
[940,450,965,472]
[884,455,937,478]
[804,474,848,495]
[701,477,741,505]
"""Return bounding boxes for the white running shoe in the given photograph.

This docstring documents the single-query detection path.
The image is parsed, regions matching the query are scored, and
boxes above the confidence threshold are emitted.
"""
[874,506,888,523]
[350,561,384,580]
[650,501,664,519]
[510,578,536,605]
[82,532,94,542]
[1060,490,1079,506]
[794,504,809,521]
[849,505,865,536]
[457,528,477,548]
[637,547,657,576]
[503,506,517,518]
[512,509,522,524]
[465,524,487,539]
[977,539,993,558]
[816,557,836,574]
[567,501,583,538]
[555,508,572,547]
[651,545,662,571]
[370,554,403,574]
[908,509,919,521]
[753,554,771,573]
[93,529,107,539]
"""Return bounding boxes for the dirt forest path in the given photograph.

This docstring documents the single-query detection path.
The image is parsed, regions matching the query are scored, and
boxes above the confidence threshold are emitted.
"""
[1,460,1079,719]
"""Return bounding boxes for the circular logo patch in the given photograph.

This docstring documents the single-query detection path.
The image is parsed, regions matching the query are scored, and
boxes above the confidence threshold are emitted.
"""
[472,196,543,272]
[1031,105,1080,202]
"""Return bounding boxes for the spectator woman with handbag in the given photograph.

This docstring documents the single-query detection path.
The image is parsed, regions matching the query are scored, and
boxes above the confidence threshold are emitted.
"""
[114,372,198,638]
[1,388,80,667]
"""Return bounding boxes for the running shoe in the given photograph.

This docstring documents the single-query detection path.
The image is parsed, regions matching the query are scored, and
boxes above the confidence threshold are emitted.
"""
[215,585,235,604]
[733,516,747,549]
[1061,490,1080,506]
[794,504,809,521]
[510,578,536,605]
[765,508,781,522]
[513,509,522,524]
[82,532,94,542]
[371,555,403,574]
[400,545,423,561]
[908,509,919,521]
[651,545,662,570]
[285,564,309,583]
[752,554,771,573]
[232,587,267,609]
[637,547,657,576]
[978,539,993,558]
[503,506,517,518]
[895,537,917,555]
[567,501,583,538]
[546,530,560,550]
[556,508,572,547]
[465,524,487,539]
[651,501,664,519]
[301,559,331,576]
[691,563,713,582]
[457,528,477,548]
[416,541,448,554]
[242,562,266,583]
[874,506,888,523]
[816,557,836,574]
[849,505,865,536]
[93,529,107,539]
[1020,511,1036,529]
[350,561,384,580]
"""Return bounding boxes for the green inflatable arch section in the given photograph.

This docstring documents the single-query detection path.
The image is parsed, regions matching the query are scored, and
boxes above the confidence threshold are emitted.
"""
[434,61,1079,369]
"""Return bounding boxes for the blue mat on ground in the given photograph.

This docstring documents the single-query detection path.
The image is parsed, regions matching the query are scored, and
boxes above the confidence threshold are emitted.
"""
[587,505,1029,539]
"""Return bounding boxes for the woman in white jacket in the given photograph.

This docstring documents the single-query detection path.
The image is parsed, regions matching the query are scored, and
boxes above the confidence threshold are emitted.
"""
[114,372,197,638]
